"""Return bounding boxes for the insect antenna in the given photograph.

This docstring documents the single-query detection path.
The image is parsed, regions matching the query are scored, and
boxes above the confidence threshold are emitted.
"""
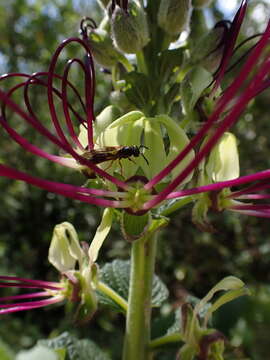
[139,145,149,165]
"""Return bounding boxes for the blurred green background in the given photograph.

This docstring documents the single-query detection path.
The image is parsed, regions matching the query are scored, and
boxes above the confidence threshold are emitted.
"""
[0,0,270,359]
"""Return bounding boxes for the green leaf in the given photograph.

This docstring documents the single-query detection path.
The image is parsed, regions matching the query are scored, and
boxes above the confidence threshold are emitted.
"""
[39,332,111,360]
[166,308,182,335]
[16,345,58,360]
[98,260,168,311]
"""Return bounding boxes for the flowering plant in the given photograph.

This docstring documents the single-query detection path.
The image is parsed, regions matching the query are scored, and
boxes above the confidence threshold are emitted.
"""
[0,0,269,358]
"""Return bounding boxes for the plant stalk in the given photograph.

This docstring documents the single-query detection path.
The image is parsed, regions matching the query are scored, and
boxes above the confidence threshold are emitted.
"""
[122,232,157,360]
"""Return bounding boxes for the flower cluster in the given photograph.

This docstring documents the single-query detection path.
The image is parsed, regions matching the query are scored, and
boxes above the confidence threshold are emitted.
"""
[0,0,269,219]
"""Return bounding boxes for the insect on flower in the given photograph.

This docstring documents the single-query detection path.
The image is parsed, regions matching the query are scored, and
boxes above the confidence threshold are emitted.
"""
[81,145,149,176]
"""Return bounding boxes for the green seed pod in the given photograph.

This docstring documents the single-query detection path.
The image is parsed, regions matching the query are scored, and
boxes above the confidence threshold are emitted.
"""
[88,28,123,68]
[190,25,226,72]
[192,0,213,9]
[158,0,192,36]
[111,1,150,54]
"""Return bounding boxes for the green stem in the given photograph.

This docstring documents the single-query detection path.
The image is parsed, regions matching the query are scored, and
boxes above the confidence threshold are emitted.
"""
[96,281,128,313]
[122,233,157,360]
[136,51,148,75]
[160,196,194,217]
[149,333,183,349]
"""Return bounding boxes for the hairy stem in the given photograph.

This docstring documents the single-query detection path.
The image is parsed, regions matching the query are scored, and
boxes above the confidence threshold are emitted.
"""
[122,233,157,360]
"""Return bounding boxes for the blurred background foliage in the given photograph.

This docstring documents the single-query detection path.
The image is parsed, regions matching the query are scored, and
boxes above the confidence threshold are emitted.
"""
[0,0,270,359]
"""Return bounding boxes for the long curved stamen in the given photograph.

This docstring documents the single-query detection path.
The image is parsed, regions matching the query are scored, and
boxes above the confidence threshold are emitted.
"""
[165,170,270,199]
[0,276,63,290]
[0,295,64,314]
[0,88,130,190]
[212,0,248,92]
[47,37,95,151]
[0,164,129,207]
[62,59,87,150]
[144,22,270,200]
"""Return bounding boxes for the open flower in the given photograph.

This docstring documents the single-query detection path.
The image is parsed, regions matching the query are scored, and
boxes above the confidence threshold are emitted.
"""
[0,1,269,218]
[0,223,98,320]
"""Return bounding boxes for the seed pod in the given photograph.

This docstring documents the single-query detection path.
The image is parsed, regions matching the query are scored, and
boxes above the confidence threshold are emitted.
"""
[111,1,150,54]
[158,0,192,36]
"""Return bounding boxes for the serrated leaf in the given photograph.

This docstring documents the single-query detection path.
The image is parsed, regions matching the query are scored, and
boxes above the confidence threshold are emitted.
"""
[98,260,168,311]
[16,345,58,360]
[166,308,182,335]
[39,332,110,360]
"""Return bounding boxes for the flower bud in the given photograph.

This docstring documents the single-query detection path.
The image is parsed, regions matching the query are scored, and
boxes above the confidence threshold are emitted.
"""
[111,1,150,54]
[192,0,213,8]
[158,0,192,36]
[190,24,226,72]
[88,28,124,68]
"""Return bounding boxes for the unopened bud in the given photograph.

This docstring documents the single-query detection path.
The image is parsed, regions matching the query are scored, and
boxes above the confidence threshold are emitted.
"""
[190,24,226,72]
[111,1,150,54]
[192,0,213,8]
[88,28,123,68]
[158,0,192,36]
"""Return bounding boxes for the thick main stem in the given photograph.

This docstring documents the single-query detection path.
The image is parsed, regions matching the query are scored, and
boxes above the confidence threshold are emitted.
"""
[122,233,157,360]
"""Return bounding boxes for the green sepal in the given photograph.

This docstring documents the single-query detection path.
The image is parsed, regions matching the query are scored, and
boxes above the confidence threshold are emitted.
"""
[121,211,151,241]
[73,269,98,324]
